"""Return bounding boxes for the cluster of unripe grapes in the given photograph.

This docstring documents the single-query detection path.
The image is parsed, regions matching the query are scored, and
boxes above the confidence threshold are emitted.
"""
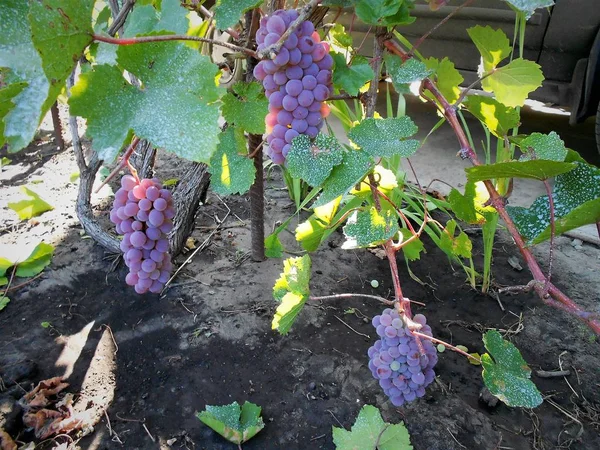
[254,9,333,164]
[110,175,175,294]
[368,310,437,406]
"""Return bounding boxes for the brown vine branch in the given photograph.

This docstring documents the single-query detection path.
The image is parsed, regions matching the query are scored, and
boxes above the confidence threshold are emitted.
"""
[93,34,258,58]
[384,38,600,335]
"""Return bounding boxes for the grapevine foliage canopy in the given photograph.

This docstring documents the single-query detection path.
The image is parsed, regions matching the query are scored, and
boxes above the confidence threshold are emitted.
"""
[208,126,255,196]
[349,117,419,158]
[343,207,399,249]
[213,0,263,30]
[124,0,189,36]
[222,82,269,135]
[286,134,344,187]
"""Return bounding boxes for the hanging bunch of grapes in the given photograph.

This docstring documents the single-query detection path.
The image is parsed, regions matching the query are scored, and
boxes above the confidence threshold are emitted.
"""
[253,9,333,164]
[110,175,175,294]
[368,310,438,406]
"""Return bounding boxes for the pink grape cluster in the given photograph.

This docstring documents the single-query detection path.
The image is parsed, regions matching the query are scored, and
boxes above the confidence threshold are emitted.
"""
[253,9,333,164]
[368,310,437,407]
[110,175,175,294]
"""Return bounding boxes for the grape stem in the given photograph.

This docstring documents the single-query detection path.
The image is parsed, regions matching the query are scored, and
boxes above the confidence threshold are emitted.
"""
[412,331,481,364]
[93,34,258,58]
[256,0,321,60]
[310,294,391,306]
[94,136,141,194]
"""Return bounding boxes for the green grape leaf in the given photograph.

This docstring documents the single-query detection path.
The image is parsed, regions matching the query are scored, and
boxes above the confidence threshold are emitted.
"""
[272,255,312,334]
[354,0,401,25]
[466,25,511,73]
[332,404,413,450]
[29,0,94,96]
[328,24,353,50]
[93,5,112,34]
[466,160,576,182]
[342,207,399,249]
[14,242,54,277]
[222,82,268,134]
[464,95,519,138]
[70,39,222,163]
[385,55,432,91]
[349,117,419,158]
[0,296,9,311]
[313,150,373,208]
[379,2,415,27]
[196,401,264,445]
[517,131,567,162]
[208,127,255,196]
[506,160,600,244]
[399,229,425,261]
[286,134,344,187]
[423,57,463,104]
[0,81,27,147]
[125,0,189,36]
[332,53,375,96]
[504,0,554,19]
[448,182,479,224]
[0,0,52,151]
[481,330,542,408]
[0,156,12,168]
[439,220,472,259]
[265,232,284,258]
[7,186,54,220]
[214,0,262,31]
[322,0,354,7]
[295,216,329,252]
[481,58,543,108]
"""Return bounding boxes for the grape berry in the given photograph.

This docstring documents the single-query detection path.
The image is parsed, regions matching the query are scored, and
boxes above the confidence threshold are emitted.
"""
[368,310,437,406]
[110,175,175,294]
[254,9,333,164]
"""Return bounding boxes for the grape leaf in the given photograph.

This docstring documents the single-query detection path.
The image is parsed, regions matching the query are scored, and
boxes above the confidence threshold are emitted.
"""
[378,2,415,27]
[0,82,27,147]
[196,401,264,445]
[272,255,312,334]
[70,39,222,163]
[342,207,399,249]
[208,127,255,196]
[385,55,432,91]
[323,0,354,7]
[214,0,262,31]
[0,0,52,151]
[349,117,419,158]
[295,216,329,252]
[481,58,543,108]
[439,220,472,259]
[481,330,542,408]
[516,131,567,162]
[466,160,576,182]
[222,82,268,134]
[466,26,511,73]
[504,0,554,18]
[0,296,9,311]
[286,134,344,187]
[332,53,375,96]
[423,57,463,104]
[328,24,353,51]
[29,0,94,95]
[464,95,519,138]
[265,233,284,258]
[7,186,54,220]
[448,182,479,224]
[332,404,413,450]
[313,150,373,208]
[399,230,425,261]
[354,0,401,25]
[125,0,189,36]
[506,160,600,244]
[0,242,54,280]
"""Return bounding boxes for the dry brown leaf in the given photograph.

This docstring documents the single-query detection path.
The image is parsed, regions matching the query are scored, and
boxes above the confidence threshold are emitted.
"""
[0,430,17,450]
[367,248,386,259]
[21,377,69,409]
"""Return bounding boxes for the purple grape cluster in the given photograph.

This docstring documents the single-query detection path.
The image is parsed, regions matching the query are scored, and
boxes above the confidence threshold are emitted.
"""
[368,310,438,407]
[253,9,333,164]
[110,175,175,294]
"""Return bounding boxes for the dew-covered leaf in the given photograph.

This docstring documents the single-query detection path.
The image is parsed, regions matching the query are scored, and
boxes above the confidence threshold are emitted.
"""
[342,207,399,249]
[385,55,432,91]
[516,131,567,162]
[8,186,54,220]
[332,404,413,450]
[70,39,222,163]
[196,401,264,445]
[466,160,576,182]
[313,150,373,208]
[0,81,27,147]
[222,82,268,134]
[208,127,255,196]
[439,220,472,259]
[482,58,543,108]
[332,53,374,96]
[464,95,519,138]
[286,134,344,187]
[272,255,312,334]
[506,160,600,244]
[214,0,262,30]
[349,117,419,158]
[504,0,554,19]
[423,57,463,104]
[125,0,189,36]
[466,25,511,73]
[481,330,542,408]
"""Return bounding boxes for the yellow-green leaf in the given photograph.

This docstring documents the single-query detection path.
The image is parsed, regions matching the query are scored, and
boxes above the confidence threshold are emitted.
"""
[7,186,53,220]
